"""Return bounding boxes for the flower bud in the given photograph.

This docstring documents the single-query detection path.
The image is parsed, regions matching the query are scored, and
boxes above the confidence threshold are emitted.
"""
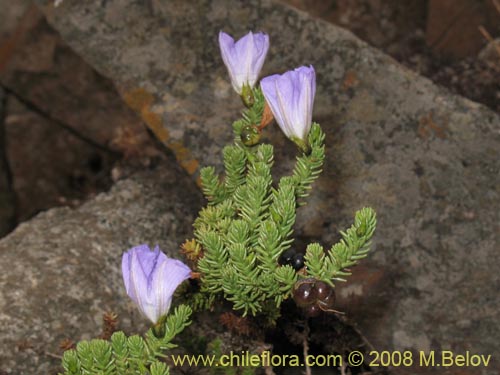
[260,66,316,151]
[122,245,191,324]
[219,31,269,96]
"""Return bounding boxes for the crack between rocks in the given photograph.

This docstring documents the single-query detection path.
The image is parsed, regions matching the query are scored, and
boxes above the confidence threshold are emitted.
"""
[0,89,17,235]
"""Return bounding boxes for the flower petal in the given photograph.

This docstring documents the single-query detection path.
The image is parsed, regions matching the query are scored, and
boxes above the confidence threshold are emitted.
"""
[126,249,150,306]
[261,74,289,137]
[219,31,269,94]
[150,257,192,322]
[122,245,191,323]
[219,32,238,90]
[260,66,316,144]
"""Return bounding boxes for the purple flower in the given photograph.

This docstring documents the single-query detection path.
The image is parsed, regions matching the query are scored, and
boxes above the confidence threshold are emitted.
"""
[260,66,316,147]
[122,245,191,323]
[219,31,269,95]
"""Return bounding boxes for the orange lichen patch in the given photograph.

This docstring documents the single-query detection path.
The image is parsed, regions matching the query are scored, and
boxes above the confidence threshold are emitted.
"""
[122,87,154,111]
[121,87,201,176]
[141,107,169,142]
[168,140,189,159]
[342,70,360,90]
[167,140,199,175]
[181,159,200,175]
[418,112,447,139]
[122,88,169,141]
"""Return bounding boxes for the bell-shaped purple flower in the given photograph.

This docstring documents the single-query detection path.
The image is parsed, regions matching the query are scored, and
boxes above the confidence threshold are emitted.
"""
[219,31,269,95]
[260,66,316,148]
[122,244,191,323]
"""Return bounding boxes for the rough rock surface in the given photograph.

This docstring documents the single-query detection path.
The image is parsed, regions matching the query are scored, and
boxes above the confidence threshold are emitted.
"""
[0,165,203,374]
[2,0,499,373]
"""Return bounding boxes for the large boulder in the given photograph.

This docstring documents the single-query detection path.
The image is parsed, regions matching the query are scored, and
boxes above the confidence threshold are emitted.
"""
[0,165,203,374]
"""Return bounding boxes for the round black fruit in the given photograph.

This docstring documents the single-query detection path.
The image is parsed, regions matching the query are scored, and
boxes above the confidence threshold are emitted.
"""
[278,248,297,266]
[291,253,305,270]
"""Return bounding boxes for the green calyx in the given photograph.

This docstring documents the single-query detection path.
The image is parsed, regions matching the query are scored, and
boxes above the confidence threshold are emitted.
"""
[240,83,255,108]
[290,136,310,154]
[152,314,168,338]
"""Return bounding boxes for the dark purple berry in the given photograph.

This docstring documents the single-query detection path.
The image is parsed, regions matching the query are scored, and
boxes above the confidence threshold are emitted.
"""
[305,303,322,317]
[318,289,336,310]
[291,253,305,270]
[293,280,317,307]
[315,281,332,301]
[278,248,297,266]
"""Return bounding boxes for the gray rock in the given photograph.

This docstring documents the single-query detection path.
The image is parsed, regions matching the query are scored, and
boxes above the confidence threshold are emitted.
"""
[5,0,500,373]
[0,165,203,374]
